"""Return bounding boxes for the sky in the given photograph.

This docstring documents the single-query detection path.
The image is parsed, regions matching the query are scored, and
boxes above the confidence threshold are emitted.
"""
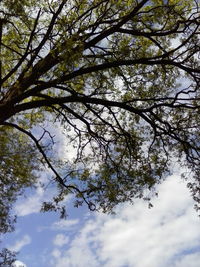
[1,94,200,267]
[0,2,200,267]
[1,170,200,267]
[2,85,199,267]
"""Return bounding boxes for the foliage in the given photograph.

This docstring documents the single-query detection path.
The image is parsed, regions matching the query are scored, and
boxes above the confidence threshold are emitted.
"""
[0,126,39,264]
[0,248,16,267]
[0,0,200,215]
[0,126,39,233]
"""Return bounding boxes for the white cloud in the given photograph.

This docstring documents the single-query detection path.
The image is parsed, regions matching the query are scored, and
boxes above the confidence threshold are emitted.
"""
[52,223,99,267]
[14,183,71,217]
[51,248,62,258]
[9,235,31,252]
[14,186,46,216]
[12,260,27,267]
[37,217,79,233]
[53,234,69,247]
[51,219,79,231]
[51,174,200,267]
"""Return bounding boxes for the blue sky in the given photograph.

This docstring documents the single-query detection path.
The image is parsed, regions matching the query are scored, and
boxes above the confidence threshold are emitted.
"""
[1,170,200,267]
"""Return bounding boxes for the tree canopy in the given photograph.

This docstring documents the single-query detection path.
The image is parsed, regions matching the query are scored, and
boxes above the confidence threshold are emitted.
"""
[0,0,200,218]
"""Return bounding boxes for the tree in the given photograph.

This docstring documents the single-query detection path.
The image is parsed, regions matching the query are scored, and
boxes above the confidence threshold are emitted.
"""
[0,0,200,213]
[0,126,40,266]
[0,248,16,267]
[0,126,40,233]
[0,126,40,267]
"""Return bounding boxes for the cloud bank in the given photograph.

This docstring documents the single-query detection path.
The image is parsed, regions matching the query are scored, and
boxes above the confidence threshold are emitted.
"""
[50,174,200,267]
[9,235,31,252]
